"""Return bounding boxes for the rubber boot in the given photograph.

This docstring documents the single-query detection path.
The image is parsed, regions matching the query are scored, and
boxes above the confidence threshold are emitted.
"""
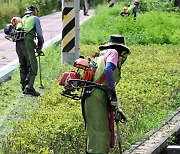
[23,74,40,96]
[20,72,27,91]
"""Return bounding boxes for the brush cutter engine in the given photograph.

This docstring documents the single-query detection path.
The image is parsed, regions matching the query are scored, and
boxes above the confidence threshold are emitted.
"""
[59,71,81,89]
[4,24,25,42]
[59,58,95,99]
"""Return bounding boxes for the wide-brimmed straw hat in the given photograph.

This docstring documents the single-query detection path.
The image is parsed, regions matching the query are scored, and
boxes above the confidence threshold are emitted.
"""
[99,35,130,54]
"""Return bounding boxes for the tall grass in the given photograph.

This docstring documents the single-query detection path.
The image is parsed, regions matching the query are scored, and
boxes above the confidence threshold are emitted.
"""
[81,5,180,45]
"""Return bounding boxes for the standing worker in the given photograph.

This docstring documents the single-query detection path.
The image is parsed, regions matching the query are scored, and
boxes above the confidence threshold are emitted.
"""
[83,0,89,16]
[83,35,129,153]
[132,0,140,18]
[5,17,31,93]
[17,6,44,96]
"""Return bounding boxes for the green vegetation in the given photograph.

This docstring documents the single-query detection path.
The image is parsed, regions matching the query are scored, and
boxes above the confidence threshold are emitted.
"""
[81,4,180,45]
[0,1,179,153]
[0,0,107,29]
[0,0,61,29]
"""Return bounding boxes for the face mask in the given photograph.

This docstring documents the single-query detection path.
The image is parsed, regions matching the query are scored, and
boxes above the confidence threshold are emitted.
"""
[118,51,128,66]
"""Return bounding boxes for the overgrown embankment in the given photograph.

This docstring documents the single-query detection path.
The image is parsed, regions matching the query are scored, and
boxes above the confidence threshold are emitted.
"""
[0,2,179,153]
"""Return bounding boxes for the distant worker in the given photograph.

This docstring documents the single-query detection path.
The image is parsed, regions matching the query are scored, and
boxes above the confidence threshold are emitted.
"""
[16,6,44,96]
[120,7,128,17]
[120,0,140,18]
[132,0,140,18]
[83,0,89,16]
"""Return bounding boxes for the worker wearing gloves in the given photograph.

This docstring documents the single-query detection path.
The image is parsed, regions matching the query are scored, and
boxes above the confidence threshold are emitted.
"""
[83,35,129,153]
[17,6,44,96]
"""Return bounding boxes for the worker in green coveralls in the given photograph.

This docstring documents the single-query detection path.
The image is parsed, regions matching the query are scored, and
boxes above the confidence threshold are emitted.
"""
[17,6,44,96]
[82,35,129,153]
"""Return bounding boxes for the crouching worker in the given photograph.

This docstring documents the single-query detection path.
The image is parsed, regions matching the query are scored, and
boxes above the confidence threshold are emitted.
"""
[16,6,44,96]
[82,35,130,153]
[120,0,140,19]
[120,7,128,17]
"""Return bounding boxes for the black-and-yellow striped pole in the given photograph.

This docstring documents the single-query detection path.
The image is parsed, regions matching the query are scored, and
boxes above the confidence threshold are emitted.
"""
[62,0,79,64]
[108,0,114,7]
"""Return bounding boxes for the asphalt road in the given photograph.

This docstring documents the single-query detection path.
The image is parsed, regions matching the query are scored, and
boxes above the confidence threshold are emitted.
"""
[0,9,94,69]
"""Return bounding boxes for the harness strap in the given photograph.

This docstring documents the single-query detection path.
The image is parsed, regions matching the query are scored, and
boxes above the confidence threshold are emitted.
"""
[97,75,105,84]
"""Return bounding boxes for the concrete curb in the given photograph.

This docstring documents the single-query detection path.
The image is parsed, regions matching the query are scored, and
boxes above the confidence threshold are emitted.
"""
[0,12,93,84]
[123,108,180,154]
[0,59,18,83]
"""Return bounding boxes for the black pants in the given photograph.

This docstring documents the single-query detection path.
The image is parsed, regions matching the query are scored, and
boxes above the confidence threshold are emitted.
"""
[16,40,35,89]
[83,0,89,15]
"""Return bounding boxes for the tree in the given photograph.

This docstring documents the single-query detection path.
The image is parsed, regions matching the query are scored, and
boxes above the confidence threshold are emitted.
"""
[174,0,180,7]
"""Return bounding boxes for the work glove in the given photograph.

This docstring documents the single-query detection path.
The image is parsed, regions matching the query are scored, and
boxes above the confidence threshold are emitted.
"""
[114,107,127,123]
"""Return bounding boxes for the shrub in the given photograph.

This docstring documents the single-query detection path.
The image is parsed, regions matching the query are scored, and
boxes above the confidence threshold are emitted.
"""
[0,3,19,27]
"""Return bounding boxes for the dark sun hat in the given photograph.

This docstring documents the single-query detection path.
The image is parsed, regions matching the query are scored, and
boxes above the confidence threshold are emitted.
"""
[99,35,130,54]
[25,6,39,14]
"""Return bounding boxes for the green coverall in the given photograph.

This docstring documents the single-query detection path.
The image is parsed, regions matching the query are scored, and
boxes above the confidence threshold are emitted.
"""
[17,14,44,89]
[84,55,121,154]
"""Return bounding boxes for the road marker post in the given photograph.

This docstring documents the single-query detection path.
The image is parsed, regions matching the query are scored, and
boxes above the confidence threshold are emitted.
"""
[61,0,80,64]
[108,0,114,7]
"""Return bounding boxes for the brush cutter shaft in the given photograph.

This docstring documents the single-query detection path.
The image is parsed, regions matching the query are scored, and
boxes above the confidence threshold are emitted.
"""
[38,55,44,89]
[38,56,42,83]
[116,122,122,154]
[61,79,110,100]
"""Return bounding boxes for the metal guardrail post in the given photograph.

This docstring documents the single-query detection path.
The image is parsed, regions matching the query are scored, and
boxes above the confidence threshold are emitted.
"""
[61,0,80,64]
[108,0,114,7]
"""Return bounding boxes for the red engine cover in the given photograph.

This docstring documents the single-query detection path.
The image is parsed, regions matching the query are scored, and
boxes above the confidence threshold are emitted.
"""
[59,71,80,86]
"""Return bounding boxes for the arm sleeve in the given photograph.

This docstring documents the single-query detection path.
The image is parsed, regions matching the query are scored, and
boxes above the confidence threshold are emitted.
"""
[104,62,116,91]
[34,16,44,49]
[104,62,116,70]
[104,49,119,90]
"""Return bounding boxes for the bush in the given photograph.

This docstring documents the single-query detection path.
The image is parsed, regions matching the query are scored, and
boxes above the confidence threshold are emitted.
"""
[0,0,61,28]
[0,3,19,27]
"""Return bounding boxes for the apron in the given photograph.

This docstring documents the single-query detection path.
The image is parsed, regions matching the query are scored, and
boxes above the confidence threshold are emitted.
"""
[84,54,121,154]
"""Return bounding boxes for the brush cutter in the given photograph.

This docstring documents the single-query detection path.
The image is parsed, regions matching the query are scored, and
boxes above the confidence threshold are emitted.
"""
[59,77,111,100]
[59,77,127,152]
[59,57,127,153]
